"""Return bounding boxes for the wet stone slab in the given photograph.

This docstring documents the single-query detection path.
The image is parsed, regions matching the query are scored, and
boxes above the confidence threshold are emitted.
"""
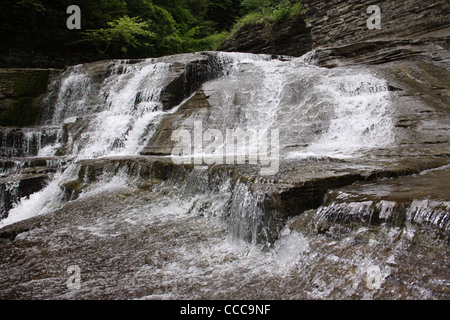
[0,183,448,300]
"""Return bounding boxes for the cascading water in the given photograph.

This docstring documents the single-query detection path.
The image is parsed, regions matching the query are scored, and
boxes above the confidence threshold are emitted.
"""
[48,60,173,158]
[1,51,447,300]
[0,127,60,158]
[199,53,395,161]
[1,55,204,226]
[303,71,394,157]
[1,52,397,229]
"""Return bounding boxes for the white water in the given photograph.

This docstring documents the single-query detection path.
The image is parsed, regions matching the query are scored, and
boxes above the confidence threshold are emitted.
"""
[195,54,395,161]
[282,66,394,159]
[1,52,396,232]
[2,58,189,226]
[50,60,173,159]
[0,174,64,226]
[307,72,394,156]
[2,167,446,299]
[46,52,396,161]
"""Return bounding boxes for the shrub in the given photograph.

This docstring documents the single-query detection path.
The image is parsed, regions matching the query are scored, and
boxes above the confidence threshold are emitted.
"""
[183,31,231,52]
[82,16,155,57]
[240,0,272,12]
[231,0,306,35]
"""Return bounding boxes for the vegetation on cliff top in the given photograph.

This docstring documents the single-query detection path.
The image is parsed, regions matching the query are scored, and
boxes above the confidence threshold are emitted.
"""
[79,0,305,58]
[1,0,305,63]
[231,0,307,36]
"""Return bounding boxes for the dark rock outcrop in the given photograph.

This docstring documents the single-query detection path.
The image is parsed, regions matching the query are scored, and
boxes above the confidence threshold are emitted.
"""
[0,173,49,219]
[0,127,59,158]
[310,39,450,68]
[314,166,450,232]
[0,69,60,127]
[159,53,228,111]
[140,90,212,156]
[217,14,313,57]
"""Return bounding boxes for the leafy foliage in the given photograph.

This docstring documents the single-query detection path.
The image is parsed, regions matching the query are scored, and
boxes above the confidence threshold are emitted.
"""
[231,0,307,35]
[78,0,241,58]
[83,16,155,57]
[240,0,272,12]
[1,0,306,64]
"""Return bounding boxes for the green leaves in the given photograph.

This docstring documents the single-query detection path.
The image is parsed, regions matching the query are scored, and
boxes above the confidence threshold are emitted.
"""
[83,16,155,56]
[16,0,46,12]
[104,16,155,47]
[80,1,306,58]
[231,0,306,35]
[181,30,230,53]
[5,0,303,62]
[80,0,239,58]
[240,0,272,12]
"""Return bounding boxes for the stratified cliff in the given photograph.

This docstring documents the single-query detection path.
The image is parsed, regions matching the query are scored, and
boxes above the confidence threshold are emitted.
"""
[218,0,450,56]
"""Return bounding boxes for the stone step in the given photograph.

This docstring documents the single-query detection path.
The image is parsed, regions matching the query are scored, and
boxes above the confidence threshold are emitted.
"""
[312,165,450,233]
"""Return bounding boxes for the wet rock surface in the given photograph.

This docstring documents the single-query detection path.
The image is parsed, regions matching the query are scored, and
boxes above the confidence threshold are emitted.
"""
[0,173,448,300]
[315,165,450,231]
[0,127,60,158]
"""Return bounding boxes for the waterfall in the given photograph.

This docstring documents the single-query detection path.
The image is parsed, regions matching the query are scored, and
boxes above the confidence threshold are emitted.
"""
[48,60,172,158]
[1,51,448,300]
[41,52,396,161]
[193,54,395,161]
[1,52,397,235]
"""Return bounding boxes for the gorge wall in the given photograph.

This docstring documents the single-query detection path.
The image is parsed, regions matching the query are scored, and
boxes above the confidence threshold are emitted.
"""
[218,0,450,56]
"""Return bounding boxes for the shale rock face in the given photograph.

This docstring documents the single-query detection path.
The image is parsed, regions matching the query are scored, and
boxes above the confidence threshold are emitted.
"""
[303,0,450,49]
[219,0,450,56]
[217,15,313,57]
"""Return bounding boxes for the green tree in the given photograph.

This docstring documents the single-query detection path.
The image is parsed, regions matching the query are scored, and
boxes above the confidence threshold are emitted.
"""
[83,16,155,57]
[3,0,295,66]
[231,0,306,35]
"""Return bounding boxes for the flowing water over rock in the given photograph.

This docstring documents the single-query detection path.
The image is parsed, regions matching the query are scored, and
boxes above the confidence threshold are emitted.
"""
[0,50,449,299]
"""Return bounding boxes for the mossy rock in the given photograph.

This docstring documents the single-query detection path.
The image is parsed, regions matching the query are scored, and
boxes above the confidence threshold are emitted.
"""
[0,96,44,126]
[0,69,55,126]
[12,69,49,97]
